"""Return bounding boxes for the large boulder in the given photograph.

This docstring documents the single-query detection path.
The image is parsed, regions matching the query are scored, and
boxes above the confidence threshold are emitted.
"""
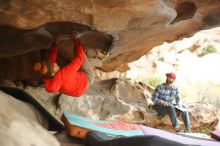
[0,91,60,146]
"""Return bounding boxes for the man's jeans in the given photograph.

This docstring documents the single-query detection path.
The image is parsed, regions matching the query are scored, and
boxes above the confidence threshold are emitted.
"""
[154,104,191,129]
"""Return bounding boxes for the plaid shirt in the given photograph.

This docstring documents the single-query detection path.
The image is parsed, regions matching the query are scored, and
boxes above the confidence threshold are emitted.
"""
[152,83,180,104]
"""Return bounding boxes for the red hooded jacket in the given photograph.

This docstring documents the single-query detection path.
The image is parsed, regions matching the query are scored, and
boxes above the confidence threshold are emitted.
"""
[43,39,88,97]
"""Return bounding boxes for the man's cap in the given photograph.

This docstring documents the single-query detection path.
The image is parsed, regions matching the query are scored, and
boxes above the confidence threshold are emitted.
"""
[166,72,176,80]
[34,61,52,77]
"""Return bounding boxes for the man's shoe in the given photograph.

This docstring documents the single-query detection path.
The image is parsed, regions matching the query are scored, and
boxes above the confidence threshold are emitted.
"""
[185,128,192,133]
[174,127,181,132]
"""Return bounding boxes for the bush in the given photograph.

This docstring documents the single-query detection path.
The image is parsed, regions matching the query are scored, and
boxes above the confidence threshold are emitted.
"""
[190,82,220,109]
[199,45,217,56]
[176,84,192,100]
[138,72,162,88]
[146,76,162,88]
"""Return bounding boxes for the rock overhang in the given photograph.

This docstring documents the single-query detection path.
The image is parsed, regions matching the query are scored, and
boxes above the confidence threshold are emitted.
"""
[0,0,220,81]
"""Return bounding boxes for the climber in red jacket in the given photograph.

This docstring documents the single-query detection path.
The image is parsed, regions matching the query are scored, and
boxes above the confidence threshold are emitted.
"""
[34,34,94,97]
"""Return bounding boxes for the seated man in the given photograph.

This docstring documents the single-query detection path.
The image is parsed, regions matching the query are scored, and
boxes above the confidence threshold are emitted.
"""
[151,72,191,132]
[34,34,95,97]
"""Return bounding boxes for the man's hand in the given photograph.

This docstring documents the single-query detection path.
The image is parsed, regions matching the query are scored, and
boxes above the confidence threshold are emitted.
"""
[161,101,169,107]
[52,34,62,46]
[71,32,80,46]
[71,32,80,40]
[72,30,88,39]
[176,103,180,107]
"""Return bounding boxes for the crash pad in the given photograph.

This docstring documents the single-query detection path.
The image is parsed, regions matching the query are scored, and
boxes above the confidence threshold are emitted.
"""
[61,112,143,138]
[211,130,220,141]
[62,111,220,146]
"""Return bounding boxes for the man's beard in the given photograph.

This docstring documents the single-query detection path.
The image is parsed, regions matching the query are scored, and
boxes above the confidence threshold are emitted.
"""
[166,79,173,84]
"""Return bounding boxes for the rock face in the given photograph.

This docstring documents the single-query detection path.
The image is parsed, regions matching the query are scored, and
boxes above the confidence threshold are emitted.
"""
[0,0,220,82]
[0,91,60,146]
[25,78,219,132]
[188,103,219,132]
[0,90,49,128]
